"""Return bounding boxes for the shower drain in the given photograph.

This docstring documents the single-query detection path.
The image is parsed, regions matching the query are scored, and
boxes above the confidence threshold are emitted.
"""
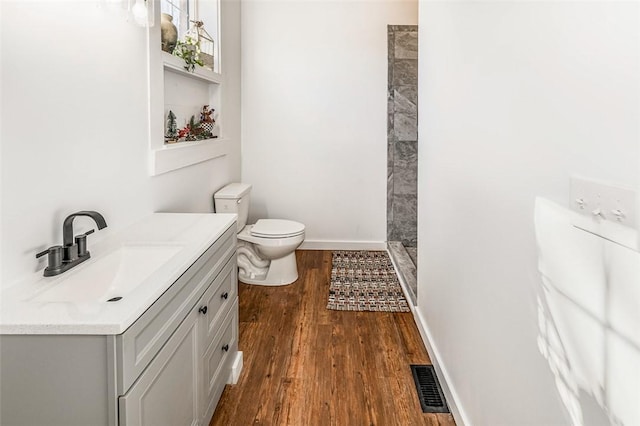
[410,365,449,413]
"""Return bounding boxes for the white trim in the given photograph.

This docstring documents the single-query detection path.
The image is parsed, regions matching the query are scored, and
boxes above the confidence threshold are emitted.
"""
[151,138,229,176]
[162,51,222,84]
[414,307,471,426]
[298,240,387,251]
[228,351,243,385]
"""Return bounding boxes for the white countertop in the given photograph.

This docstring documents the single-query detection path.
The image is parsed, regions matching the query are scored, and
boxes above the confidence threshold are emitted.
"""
[0,213,236,335]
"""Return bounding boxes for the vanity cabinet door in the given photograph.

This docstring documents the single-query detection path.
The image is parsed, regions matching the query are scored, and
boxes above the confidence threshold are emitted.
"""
[119,307,201,426]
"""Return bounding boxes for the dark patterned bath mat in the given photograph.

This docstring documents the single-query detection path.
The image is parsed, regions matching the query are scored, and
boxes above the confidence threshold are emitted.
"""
[327,251,410,312]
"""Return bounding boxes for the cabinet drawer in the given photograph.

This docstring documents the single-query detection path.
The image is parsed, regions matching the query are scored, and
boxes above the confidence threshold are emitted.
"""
[198,257,237,347]
[116,225,236,394]
[201,301,238,424]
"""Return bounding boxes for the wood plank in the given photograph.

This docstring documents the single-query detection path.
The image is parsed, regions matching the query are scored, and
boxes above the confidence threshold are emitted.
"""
[210,250,456,426]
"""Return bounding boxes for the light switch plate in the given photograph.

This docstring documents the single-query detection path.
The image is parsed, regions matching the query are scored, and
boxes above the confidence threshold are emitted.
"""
[570,176,636,228]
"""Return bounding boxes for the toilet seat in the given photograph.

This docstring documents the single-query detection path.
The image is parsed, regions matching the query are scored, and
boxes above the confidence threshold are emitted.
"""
[250,219,305,239]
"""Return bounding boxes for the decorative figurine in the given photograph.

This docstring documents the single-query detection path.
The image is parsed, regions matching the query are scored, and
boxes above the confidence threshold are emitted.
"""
[167,105,218,144]
[200,105,215,137]
[165,110,178,143]
[200,105,215,124]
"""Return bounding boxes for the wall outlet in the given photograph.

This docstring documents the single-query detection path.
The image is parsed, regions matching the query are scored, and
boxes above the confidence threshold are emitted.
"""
[570,176,636,228]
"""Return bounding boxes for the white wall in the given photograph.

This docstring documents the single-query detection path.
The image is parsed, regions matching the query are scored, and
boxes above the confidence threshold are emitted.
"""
[241,0,417,248]
[0,0,241,286]
[417,1,639,425]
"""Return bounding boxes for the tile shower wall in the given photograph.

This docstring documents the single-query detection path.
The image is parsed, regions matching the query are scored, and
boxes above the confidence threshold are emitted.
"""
[387,25,418,246]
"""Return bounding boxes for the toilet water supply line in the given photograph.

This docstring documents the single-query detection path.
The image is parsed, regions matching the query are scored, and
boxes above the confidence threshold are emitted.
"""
[237,245,269,278]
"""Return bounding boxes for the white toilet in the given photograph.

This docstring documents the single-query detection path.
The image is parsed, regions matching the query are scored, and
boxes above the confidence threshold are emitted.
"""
[214,183,305,286]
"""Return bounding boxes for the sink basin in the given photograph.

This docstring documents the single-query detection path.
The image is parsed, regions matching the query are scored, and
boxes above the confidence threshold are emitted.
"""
[30,244,184,304]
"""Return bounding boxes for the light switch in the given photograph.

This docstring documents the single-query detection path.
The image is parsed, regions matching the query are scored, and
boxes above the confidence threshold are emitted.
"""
[570,176,636,228]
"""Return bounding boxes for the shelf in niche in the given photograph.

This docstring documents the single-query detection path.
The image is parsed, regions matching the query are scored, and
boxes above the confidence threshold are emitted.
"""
[151,138,229,176]
[162,51,222,84]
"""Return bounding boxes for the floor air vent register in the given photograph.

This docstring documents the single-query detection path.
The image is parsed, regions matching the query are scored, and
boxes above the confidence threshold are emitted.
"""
[410,365,450,413]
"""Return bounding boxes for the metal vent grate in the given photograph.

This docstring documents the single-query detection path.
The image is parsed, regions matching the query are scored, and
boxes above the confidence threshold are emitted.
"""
[410,365,450,413]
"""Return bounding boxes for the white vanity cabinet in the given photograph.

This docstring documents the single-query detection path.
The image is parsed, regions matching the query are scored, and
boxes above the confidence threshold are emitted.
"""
[0,220,240,426]
[119,256,238,426]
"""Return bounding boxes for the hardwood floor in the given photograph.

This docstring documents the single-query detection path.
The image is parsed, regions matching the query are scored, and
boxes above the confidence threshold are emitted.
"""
[210,250,456,426]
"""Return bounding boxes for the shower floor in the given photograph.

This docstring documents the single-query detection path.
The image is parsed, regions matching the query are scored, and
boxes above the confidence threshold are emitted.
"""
[388,241,417,306]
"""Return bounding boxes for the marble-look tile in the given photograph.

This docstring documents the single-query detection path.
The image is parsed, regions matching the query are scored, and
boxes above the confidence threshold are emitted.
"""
[393,141,417,195]
[395,139,417,162]
[387,29,394,90]
[387,29,395,57]
[387,27,395,52]
[387,241,417,305]
[389,224,417,248]
[400,235,418,247]
[394,31,418,60]
[387,26,418,248]
[388,241,416,272]
[388,224,400,245]
[405,246,418,266]
[387,99,395,141]
[387,188,393,240]
[394,113,417,141]
[393,161,417,196]
[393,193,418,223]
[395,85,418,110]
[388,25,418,33]
[406,238,418,247]
[392,59,418,87]
[387,172,394,240]
[394,90,416,119]
[391,194,417,243]
[387,141,395,176]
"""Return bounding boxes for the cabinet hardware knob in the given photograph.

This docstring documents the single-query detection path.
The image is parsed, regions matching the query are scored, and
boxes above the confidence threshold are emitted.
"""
[198,305,208,315]
[221,292,229,300]
[222,344,229,352]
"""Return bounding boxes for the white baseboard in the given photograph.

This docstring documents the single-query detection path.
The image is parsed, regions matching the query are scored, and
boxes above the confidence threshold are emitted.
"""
[228,351,243,385]
[414,307,470,426]
[299,240,387,251]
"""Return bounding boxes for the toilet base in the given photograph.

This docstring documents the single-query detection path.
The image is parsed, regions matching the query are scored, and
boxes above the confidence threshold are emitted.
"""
[238,252,298,286]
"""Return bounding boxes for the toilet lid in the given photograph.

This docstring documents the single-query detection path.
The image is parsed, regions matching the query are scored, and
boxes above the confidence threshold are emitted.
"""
[250,219,305,238]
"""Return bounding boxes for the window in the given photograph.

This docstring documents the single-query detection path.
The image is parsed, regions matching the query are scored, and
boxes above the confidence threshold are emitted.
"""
[161,0,219,73]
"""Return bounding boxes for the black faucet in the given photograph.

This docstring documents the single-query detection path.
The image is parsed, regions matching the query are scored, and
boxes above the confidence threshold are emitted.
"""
[36,211,108,277]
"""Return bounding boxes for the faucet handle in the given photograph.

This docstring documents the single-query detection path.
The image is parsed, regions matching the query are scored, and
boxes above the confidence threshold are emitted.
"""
[36,246,57,258]
[36,245,63,269]
[75,229,95,257]
[81,229,95,237]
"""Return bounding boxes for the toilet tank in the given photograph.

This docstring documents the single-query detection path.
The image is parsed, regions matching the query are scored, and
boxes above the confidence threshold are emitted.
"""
[214,183,252,232]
